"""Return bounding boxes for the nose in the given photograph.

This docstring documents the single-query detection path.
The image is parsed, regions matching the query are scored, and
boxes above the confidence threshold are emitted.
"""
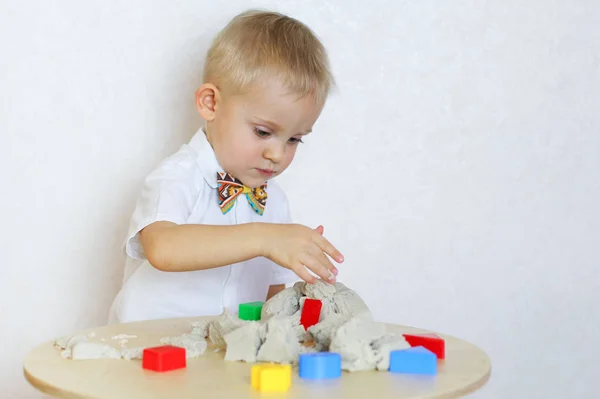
[263,141,285,164]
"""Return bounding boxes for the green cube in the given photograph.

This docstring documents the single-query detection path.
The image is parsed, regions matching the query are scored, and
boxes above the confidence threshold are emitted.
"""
[238,301,264,321]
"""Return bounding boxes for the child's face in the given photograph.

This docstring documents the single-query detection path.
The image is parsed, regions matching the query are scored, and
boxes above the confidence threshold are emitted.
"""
[206,79,324,188]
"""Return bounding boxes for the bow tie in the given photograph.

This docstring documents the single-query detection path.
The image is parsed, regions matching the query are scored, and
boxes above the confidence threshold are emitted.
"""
[217,172,267,215]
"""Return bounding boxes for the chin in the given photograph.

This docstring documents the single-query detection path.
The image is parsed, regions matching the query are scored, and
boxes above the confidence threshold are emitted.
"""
[237,176,262,188]
[250,179,268,188]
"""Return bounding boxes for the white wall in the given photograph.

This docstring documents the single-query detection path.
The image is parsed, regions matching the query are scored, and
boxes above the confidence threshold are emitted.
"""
[1,0,599,398]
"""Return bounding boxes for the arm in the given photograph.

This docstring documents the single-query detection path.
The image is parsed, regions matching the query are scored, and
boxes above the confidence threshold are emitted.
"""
[141,220,344,282]
[140,221,263,272]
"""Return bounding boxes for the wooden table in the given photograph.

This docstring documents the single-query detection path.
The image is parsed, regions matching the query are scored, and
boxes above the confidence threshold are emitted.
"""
[23,316,491,399]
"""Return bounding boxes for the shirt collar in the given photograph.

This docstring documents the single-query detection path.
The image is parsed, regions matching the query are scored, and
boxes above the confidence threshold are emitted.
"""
[187,127,222,189]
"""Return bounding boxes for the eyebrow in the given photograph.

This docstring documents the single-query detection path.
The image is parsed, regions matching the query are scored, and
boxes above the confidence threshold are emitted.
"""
[254,118,312,135]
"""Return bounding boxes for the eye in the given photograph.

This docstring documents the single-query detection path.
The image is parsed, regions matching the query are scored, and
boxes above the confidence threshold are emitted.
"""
[288,137,304,144]
[254,127,271,138]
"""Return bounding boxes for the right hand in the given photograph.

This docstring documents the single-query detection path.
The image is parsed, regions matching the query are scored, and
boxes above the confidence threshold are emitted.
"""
[260,223,344,284]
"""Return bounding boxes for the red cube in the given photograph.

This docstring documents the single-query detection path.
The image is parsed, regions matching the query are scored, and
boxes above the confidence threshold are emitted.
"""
[142,345,186,372]
[402,333,445,359]
[300,299,323,330]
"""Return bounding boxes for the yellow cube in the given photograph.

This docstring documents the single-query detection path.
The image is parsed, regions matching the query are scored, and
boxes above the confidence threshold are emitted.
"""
[251,364,292,392]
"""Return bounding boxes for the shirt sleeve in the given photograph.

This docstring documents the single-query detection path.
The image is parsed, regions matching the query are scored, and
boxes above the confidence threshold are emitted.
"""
[269,188,300,286]
[124,156,202,261]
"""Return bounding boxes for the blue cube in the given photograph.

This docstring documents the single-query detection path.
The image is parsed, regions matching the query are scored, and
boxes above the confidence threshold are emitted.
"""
[389,346,437,375]
[299,352,342,379]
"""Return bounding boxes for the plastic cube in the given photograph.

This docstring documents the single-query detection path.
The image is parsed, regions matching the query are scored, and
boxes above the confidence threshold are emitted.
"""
[300,298,322,330]
[389,346,437,375]
[251,364,292,392]
[142,345,186,372]
[299,352,342,379]
[239,301,264,321]
[403,333,445,359]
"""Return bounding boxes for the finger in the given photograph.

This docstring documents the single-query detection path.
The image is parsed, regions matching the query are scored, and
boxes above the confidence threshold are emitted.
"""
[314,235,344,263]
[315,249,338,279]
[308,245,337,280]
[315,225,324,235]
[301,254,335,283]
[293,263,317,284]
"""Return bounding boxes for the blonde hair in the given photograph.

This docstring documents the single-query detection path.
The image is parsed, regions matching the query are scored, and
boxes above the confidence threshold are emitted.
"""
[203,10,334,104]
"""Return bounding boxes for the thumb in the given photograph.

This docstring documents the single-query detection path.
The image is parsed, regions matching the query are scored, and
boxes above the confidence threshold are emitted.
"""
[315,225,324,235]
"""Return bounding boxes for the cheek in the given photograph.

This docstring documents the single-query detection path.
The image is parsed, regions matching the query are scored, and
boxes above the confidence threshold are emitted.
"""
[232,134,261,164]
[283,146,297,167]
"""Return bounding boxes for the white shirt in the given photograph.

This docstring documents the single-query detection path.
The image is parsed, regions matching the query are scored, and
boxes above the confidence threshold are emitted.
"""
[108,128,298,323]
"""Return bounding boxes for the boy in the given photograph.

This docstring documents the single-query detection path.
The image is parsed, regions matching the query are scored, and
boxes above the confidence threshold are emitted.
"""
[109,10,343,324]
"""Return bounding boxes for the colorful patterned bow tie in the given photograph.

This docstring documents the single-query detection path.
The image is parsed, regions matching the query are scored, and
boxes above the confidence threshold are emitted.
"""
[217,172,267,215]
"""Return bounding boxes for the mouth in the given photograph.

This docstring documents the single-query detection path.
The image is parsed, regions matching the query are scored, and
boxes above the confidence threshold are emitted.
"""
[256,168,276,177]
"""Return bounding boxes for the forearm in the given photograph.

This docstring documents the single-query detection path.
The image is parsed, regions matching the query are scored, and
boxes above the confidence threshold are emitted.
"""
[141,221,266,272]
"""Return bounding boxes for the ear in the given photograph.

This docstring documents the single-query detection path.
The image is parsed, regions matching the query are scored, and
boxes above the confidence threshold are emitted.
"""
[195,83,220,121]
